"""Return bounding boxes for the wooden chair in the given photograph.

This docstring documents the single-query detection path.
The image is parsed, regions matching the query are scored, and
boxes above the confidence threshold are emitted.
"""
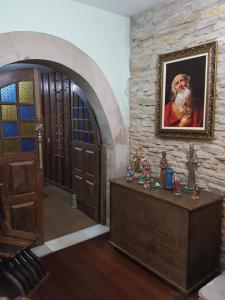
[0,183,48,298]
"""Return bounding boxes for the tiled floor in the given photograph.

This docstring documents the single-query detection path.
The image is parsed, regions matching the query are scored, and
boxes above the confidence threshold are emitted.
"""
[31,224,110,257]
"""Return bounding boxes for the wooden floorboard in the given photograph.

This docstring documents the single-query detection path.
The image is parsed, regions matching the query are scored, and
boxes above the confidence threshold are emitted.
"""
[31,235,199,300]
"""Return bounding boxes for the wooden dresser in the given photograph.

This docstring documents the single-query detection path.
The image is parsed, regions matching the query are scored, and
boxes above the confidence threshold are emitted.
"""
[110,178,223,294]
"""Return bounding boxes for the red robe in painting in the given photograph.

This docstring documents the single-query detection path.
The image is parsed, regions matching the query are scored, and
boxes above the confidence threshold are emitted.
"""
[164,101,203,127]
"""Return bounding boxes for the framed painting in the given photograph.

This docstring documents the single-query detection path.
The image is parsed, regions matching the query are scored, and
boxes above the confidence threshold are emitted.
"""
[155,41,217,139]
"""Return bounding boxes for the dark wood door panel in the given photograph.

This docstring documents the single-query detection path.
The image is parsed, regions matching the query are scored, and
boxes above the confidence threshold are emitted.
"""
[85,149,96,177]
[73,141,100,221]
[73,146,83,173]
[85,180,95,206]
[74,174,84,199]
[41,72,72,191]
[8,161,36,195]
[10,201,36,232]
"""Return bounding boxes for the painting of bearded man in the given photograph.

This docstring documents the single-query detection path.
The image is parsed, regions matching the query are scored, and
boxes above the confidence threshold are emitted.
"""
[164,73,204,128]
[156,42,217,139]
[161,52,208,132]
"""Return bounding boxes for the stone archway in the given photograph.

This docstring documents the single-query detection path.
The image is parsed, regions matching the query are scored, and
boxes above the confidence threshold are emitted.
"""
[0,31,128,224]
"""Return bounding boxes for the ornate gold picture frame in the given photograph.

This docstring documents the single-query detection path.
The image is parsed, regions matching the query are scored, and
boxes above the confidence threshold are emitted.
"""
[156,41,217,139]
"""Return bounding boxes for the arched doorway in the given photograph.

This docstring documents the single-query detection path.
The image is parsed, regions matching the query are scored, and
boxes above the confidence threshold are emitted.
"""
[0,31,128,233]
[0,65,105,243]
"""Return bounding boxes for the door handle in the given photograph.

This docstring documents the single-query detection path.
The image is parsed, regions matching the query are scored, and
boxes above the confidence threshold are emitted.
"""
[35,122,44,170]
[0,183,4,196]
[37,131,43,169]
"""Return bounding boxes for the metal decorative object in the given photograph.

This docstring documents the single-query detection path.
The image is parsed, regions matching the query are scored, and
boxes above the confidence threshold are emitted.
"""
[159,150,168,187]
[186,144,198,189]
[156,41,217,139]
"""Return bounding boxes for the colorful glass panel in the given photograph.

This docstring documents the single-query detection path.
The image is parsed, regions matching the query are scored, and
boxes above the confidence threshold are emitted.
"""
[78,120,83,130]
[1,84,16,103]
[73,108,79,119]
[73,131,80,141]
[83,120,89,131]
[73,94,78,107]
[83,133,89,143]
[78,96,84,107]
[21,138,36,152]
[2,139,18,153]
[19,105,35,120]
[2,122,18,137]
[83,109,89,119]
[2,105,17,120]
[73,120,78,128]
[20,122,35,136]
[19,81,33,103]
[79,109,83,119]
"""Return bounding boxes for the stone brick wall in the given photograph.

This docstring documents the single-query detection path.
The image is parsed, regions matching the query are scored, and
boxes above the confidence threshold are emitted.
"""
[130,0,225,266]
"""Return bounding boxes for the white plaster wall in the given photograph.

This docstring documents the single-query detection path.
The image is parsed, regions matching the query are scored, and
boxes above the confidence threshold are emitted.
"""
[0,0,130,126]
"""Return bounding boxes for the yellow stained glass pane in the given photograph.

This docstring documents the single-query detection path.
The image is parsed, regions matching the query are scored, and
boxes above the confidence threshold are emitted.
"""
[2,105,17,120]
[19,81,33,104]
[20,122,35,136]
[2,139,18,153]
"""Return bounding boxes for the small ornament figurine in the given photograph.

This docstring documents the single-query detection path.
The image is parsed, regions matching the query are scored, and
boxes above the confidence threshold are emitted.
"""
[126,165,134,182]
[159,150,168,187]
[186,144,198,189]
[139,157,151,184]
[191,184,199,200]
[144,172,152,190]
[164,166,174,190]
[133,145,145,179]
[173,173,182,196]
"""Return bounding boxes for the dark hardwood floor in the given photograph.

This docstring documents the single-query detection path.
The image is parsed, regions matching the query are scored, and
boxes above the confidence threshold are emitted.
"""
[32,235,199,300]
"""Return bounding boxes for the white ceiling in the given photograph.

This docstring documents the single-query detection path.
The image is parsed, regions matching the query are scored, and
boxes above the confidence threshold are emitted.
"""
[74,0,167,17]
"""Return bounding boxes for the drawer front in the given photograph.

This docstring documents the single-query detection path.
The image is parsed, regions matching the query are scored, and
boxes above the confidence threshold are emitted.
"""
[110,184,189,288]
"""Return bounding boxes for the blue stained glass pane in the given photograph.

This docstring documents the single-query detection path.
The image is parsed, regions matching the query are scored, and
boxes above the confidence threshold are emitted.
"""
[73,131,80,141]
[19,105,35,120]
[78,120,82,130]
[1,84,16,103]
[21,138,36,152]
[2,122,18,137]
[78,96,84,107]
[83,133,89,143]
[83,109,89,119]
[73,108,79,119]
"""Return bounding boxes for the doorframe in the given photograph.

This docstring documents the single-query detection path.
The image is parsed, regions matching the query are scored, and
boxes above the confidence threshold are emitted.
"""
[0,31,128,225]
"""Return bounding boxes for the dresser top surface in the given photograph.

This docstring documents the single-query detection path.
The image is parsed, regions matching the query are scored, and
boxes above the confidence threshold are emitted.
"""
[110,177,223,211]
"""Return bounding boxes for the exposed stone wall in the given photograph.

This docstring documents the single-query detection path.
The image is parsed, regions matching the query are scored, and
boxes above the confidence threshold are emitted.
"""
[130,0,225,266]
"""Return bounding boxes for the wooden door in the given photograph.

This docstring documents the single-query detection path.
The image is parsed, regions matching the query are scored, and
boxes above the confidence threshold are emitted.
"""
[0,69,43,244]
[41,71,72,191]
[72,90,101,222]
